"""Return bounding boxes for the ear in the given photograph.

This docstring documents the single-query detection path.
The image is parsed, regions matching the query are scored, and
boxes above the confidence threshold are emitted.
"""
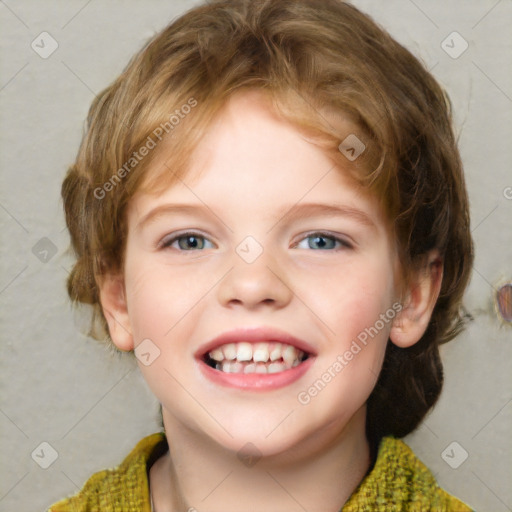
[98,273,134,351]
[390,250,443,348]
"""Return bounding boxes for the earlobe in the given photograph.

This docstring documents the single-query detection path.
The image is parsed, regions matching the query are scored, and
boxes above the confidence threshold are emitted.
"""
[98,274,134,351]
[390,250,443,348]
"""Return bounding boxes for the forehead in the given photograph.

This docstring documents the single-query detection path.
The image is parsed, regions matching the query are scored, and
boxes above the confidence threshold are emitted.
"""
[140,90,367,196]
[186,91,335,187]
[129,90,388,232]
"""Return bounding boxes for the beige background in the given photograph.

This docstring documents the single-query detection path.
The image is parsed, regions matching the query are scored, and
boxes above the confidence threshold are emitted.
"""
[0,1,511,511]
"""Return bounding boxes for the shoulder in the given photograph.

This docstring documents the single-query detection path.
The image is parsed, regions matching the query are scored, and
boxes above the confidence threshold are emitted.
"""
[343,436,475,511]
[47,432,167,512]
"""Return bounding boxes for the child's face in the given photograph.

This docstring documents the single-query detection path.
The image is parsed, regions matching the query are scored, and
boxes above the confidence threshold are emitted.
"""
[119,90,400,456]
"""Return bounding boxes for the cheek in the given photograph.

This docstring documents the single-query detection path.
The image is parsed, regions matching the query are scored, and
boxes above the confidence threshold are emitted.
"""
[294,253,395,405]
[124,254,182,341]
[296,254,396,334]
[124,265,165,339]
[123,253,218,341]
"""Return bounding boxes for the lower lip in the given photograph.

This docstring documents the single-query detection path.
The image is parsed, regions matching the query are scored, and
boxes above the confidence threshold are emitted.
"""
[198,357,315,390]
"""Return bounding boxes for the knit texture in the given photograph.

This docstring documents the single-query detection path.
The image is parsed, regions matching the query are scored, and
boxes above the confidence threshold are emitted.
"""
[48,433,474,511]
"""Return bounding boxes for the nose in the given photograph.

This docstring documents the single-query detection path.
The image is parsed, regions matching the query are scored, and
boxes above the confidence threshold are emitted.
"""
[216,244,293,311]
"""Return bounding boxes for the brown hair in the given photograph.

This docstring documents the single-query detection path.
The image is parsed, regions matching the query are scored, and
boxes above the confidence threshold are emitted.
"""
[62,0,474,450]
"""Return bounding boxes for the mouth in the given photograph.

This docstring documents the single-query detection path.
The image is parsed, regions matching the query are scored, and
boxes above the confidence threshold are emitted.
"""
[202,341,310,374]
[196,327,316,390]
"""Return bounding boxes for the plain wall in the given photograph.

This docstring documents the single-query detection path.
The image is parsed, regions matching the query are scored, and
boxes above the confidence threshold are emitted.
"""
[0,1,511,511]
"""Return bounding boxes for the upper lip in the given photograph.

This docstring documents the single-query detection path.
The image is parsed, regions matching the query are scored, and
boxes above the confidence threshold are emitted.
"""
[195,326,318,359]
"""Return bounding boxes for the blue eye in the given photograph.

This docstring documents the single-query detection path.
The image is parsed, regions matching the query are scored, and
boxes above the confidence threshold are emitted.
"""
[161,233,214,251]
[160,231,351,251]
[296,233,351,250]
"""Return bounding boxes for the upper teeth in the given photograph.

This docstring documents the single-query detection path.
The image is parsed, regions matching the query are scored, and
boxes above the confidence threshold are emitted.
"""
[208,341,305,369]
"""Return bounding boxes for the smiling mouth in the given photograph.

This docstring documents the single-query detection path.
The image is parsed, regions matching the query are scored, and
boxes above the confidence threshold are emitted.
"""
[203,341,310,374]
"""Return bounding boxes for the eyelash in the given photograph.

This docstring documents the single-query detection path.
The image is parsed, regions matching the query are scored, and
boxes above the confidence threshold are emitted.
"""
[294,232,353,251]
[160,231,353,251]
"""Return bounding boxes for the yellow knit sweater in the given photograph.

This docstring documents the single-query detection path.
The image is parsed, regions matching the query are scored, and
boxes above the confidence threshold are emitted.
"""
[48,433,474,511]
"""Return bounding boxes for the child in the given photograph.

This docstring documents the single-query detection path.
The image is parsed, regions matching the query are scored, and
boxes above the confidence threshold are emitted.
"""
[50,0,475,510]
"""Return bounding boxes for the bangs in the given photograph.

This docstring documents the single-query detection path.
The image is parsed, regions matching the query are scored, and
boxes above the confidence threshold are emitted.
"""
[127,85,394,219]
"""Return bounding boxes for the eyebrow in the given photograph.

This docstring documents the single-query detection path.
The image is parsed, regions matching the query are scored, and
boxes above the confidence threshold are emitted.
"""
[136,203,222,232]
[273,202,376,231]
[135,202,376,232]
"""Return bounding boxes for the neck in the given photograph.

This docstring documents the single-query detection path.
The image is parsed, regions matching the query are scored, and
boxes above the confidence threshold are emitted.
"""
[150,407,370,512]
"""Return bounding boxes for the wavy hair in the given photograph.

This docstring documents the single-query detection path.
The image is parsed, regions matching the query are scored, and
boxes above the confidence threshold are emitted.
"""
[62,0,474,452]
